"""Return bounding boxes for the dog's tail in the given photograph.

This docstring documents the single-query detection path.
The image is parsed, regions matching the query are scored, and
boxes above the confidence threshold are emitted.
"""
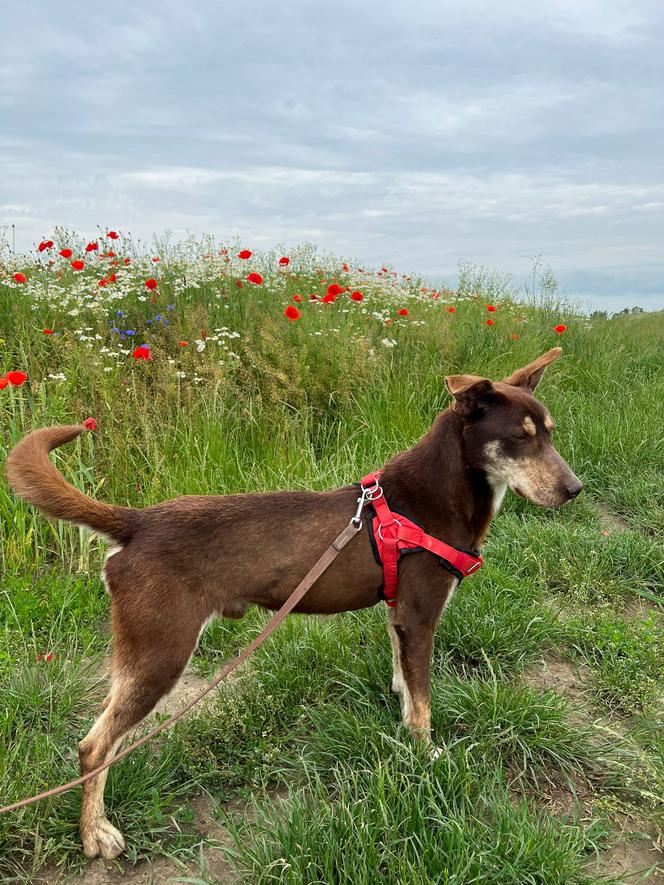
[5,424,137,544]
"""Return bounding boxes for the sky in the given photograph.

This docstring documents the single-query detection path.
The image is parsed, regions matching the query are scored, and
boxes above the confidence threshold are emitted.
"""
[1,0,663,311]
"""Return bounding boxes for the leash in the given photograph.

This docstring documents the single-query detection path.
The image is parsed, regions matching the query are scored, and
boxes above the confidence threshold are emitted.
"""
[0,513,366,816]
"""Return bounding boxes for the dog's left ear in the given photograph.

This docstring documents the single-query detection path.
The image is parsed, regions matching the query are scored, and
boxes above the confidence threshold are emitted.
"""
[502,347,562,392]
[445,375,496,420]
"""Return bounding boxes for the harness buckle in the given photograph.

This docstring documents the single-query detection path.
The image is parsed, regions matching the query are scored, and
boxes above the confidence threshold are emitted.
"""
[377,517,402,540]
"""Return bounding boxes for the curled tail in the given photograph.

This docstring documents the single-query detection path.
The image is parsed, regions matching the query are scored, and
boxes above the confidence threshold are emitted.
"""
[5,425,136,544]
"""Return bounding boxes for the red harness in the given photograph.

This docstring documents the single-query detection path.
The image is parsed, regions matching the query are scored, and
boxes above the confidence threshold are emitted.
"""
[359,471,483,607]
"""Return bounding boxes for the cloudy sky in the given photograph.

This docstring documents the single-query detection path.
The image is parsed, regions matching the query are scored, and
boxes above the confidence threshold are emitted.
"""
[1,0,663,310]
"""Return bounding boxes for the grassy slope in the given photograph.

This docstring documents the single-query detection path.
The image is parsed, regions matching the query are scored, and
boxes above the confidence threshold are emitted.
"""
[0,240,662,882]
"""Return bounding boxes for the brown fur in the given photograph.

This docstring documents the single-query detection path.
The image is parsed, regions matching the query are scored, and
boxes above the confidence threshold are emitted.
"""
[4,347,581,858]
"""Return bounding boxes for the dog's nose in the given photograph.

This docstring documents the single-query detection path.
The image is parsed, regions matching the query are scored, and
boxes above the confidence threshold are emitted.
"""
[566,480,583,499]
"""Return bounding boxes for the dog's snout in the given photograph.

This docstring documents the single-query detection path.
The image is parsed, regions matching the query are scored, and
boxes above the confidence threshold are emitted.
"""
[566,480,583,500]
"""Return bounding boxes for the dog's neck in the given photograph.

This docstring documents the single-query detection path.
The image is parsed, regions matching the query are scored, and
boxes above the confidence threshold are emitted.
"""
[380,408,496,550]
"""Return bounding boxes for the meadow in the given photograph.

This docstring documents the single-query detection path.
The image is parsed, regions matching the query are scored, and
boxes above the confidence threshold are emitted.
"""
[0,233,662,883]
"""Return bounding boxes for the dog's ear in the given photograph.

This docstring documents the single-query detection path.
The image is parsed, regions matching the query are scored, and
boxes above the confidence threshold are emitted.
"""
[502,347,562,392]
[445,375,496,421]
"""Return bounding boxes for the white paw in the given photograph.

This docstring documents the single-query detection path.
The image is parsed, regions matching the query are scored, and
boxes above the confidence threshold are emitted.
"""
[429,745,445,761]
[82,817,126,859]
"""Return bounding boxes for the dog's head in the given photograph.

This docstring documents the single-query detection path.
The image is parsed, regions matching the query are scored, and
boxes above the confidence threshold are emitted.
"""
[445,347,582,507]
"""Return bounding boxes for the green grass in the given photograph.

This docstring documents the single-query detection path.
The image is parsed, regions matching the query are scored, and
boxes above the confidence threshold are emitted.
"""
[0,237,662,881]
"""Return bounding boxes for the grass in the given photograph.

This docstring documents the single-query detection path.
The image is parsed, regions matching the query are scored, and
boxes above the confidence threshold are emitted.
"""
[0,236,662,882]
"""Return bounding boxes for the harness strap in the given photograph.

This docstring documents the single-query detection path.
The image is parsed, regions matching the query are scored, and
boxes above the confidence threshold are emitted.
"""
[360,471,483,607]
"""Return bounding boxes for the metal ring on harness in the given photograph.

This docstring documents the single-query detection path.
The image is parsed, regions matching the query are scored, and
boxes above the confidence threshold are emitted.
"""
[377,517,402,540]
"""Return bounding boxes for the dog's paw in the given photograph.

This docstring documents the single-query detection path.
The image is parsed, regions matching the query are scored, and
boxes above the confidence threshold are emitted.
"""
[82,817,125,859]
[429,745,445,762]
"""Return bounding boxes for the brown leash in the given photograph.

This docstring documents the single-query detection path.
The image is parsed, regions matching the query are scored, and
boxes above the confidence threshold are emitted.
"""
[0,519,363,815]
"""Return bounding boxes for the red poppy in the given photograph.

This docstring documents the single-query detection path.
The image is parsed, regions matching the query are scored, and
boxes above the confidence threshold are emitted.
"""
[235,280,244,289]
[279,256,290,266]
[322,292,336,303]
[446,306,456,314]
[45,653,54,662]
[152,257,160,263]
[486,305,497,312]
[83,417,97,431]
[247,272,263,285]
[486,319,495,326]
[554,324,567,334]
[38,240,54,252]
[350,291,364,302]
[511,333,520,340]
[327,283,342,298]
[59,248,73,258]
[85,241,98,253]
[342,262,350,272]
[397,308,409,316]
[284,305,301,321]
[13,272,27,284]
[103,250,116,258]
[123,258,131,266]
[132,345,152,360]
[107,231,119,239]
[145,278,158,290]
[178,340,188,347]
[293,294,303,302]
[5,371,28,385]
[238,249,252,259]
[309,294,319,301]
[0,379,8,390]
[98,278,108,287]
[43,328,54,335]
[71,259,85,271]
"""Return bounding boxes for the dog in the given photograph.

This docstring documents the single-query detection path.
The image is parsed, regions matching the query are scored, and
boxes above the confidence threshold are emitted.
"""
[5,346,582,859]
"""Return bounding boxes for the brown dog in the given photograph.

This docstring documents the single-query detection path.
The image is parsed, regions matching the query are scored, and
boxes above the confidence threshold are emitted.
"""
[5,346,581,859]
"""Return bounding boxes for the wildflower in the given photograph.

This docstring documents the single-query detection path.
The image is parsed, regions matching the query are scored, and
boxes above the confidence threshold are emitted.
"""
[5,371,28,385]
[284,305,301,321]
[109,273,117,282]
[247,272,263,285]
[178,340,188,347]
[123,258,131,266]
[446,306,456,314]
[554,324,567,334]
[322,292,336,303]
[71,259,85,271]
[38,240,54,252]
[43,328,54,335]
[350,291,364,302]
[13,272,27,284]
[486,305,496,312]
[235,280,244,289]
[0,379,8,390]
[327,283,342,298]
[107,230,119,239]
[293,294,303,303]
[309,294,319,301]
[83,417,97,431]
[397,308,409,316]
[238,249,252,259]
[342,262,350,272]
[381,338,397,347]
[145,278,158,290]
[167,304,174,310]
[132,345,151,360]
[85,241,98,253]
[98,278,108,287]
[486,319,494,326]
[59,248,73,258]
[123,330,136,336]
[45,653,54,662]
[511,333,519,340]
[279,256,290,266]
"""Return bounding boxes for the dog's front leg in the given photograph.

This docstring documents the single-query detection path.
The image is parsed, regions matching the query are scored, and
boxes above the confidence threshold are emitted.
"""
[387,564,452,742]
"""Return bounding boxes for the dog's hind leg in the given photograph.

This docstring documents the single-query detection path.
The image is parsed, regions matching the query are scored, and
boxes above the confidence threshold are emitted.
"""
[78,590,206,858]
